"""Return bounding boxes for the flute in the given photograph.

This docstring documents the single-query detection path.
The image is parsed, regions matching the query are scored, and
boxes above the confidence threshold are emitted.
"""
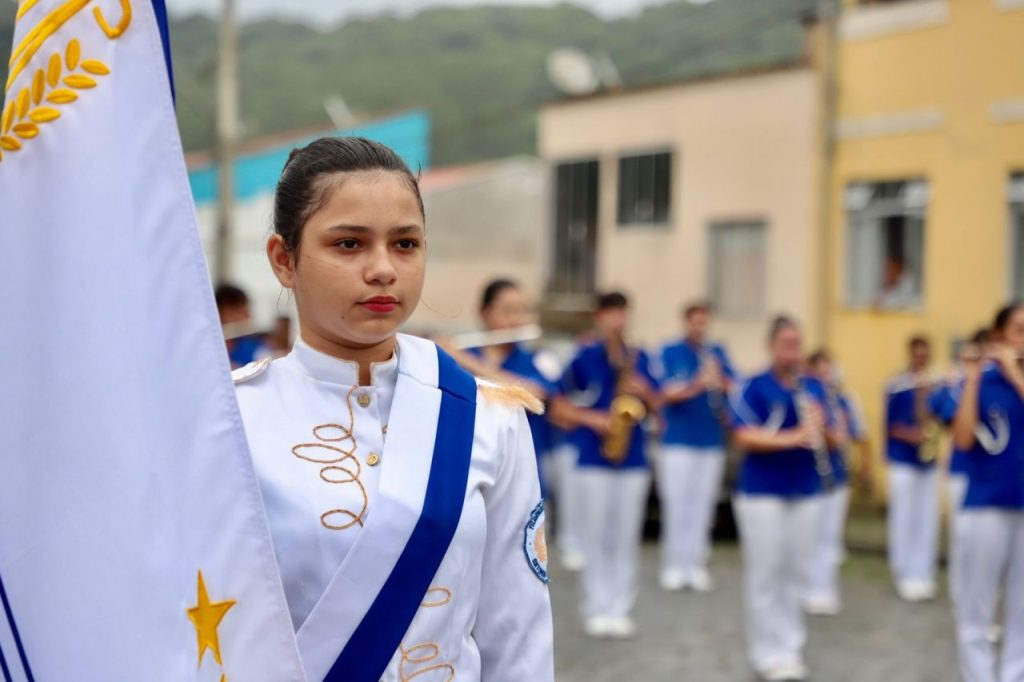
[449,324,543,350]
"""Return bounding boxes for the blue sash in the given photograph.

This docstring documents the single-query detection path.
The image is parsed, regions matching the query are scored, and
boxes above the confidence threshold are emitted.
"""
[324,346,477,681]
[0,569,34,682]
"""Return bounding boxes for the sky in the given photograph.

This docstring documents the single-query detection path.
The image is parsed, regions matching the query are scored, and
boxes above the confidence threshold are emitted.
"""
[164,0,714,26]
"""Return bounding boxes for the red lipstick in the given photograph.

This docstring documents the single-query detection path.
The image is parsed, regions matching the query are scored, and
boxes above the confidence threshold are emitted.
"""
[360,296,399,314]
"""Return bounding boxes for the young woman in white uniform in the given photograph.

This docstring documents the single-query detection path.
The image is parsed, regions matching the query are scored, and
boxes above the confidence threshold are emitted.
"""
[232,137,553,682]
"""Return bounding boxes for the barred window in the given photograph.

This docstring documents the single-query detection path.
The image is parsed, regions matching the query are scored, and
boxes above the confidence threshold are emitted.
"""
[617,151,671,226]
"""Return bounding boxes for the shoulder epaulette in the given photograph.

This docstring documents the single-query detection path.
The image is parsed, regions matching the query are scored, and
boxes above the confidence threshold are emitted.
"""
[232,357,271,385]
[478,381,545,415]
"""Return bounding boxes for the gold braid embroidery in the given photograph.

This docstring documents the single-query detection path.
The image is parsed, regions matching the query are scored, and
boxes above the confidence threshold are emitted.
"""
[399,587,456,681]
[421,587,452,608]
[291,387,368,531]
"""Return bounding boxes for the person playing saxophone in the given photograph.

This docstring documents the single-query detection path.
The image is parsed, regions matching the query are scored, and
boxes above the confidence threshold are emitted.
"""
[885,335,943,602]
[550,292,660,640]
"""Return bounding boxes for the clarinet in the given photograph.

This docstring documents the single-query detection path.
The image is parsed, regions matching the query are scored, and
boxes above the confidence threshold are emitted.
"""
[794,381,835,492]
[699,345,724,415]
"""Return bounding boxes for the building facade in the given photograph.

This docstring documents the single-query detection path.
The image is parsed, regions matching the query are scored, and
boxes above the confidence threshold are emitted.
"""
[826,0,1024,491]
[537,65,824,372]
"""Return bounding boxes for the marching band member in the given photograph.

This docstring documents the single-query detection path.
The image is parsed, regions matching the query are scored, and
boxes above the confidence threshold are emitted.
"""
[215,282,272,368]
[945,330,992,515]
[885,335,942,602]
[232,137,553,681]
[450,278,557,494]
[730,316,842,682]
[550,292,660,639]
[951,302,1024,682]
[804,349,865,616]
[935,328,992,602]
[656,301,737,592]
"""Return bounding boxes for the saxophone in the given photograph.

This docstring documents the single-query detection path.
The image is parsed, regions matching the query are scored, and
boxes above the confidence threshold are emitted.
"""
[601,341,648,465]
[794,381,835,491]
[914,376,941,464]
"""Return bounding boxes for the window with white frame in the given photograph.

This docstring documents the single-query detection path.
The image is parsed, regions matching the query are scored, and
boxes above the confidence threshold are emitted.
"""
[845,179,928,309]
[1012,173,1024,299]
[708,220,767,318]
[617,150,671,226]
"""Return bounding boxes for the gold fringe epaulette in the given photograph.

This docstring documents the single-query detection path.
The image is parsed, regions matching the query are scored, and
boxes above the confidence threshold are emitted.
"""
[232,357,271,384]
[478,382,545,415]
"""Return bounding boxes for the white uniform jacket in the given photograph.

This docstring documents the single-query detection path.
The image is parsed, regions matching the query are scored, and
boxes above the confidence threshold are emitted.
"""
[234,334,554,682]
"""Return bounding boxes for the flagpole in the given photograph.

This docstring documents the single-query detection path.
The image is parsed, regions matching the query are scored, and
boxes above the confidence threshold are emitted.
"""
[214,0,239,284]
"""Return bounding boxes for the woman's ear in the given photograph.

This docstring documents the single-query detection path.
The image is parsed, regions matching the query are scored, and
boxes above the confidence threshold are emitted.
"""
[267,234,297,289]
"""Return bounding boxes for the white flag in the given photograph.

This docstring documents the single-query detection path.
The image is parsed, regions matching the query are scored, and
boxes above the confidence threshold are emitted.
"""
[0,2,305,680]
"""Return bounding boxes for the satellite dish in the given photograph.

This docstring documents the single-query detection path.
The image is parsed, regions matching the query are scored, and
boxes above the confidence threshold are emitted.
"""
[546,48,601,96]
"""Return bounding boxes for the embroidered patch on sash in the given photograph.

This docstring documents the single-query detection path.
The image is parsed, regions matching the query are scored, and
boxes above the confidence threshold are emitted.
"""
[523,500,549,584]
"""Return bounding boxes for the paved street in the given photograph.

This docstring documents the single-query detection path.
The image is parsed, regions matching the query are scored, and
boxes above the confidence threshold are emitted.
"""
[549,542,960,682]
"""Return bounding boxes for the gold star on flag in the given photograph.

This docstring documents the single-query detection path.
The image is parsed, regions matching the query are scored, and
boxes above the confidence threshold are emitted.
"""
[186,571,236,667]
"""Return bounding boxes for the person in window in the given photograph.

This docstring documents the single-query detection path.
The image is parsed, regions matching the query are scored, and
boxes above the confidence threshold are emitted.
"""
[885,335,943,601]
[875,256,917,309]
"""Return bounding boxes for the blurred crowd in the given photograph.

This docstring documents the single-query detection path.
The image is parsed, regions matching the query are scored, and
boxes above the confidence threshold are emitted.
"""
[218,279,1024,682]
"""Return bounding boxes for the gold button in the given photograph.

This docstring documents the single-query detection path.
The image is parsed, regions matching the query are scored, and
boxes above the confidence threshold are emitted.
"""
[366,452,380,466]
[357,393,371,408]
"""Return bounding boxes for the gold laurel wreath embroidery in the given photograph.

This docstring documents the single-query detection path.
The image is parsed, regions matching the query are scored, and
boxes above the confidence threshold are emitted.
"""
[1,0,132,163]
[0,38,109,162]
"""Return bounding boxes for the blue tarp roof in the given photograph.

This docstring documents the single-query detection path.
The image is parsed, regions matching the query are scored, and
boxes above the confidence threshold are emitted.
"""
[188,109,431,205]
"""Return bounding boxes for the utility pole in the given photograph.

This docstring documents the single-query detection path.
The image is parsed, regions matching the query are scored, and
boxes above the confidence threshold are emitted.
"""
[213,0,239,285]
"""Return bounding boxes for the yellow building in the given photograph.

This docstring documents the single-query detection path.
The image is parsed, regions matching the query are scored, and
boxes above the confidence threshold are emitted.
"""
[826,0,1024,494]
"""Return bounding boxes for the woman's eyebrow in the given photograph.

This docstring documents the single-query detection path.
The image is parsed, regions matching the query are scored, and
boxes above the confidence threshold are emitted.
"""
[324,225,423,234]
[326,224,370,233]
[390,225,424,235]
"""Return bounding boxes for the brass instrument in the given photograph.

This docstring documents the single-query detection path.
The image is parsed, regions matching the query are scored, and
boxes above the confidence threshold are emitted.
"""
[795,381,835,491]
[914,375,941,464]
[602,341,648,465]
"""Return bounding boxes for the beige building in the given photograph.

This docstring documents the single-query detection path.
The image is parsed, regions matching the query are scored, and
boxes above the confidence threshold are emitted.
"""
[410,156,551,336]
[537,64,825,371]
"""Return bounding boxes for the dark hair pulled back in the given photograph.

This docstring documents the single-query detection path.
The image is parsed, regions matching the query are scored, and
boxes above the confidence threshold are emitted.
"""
[273,136,424,254]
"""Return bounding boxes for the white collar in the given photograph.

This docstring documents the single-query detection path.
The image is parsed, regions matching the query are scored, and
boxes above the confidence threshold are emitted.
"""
[286,336,399,389]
